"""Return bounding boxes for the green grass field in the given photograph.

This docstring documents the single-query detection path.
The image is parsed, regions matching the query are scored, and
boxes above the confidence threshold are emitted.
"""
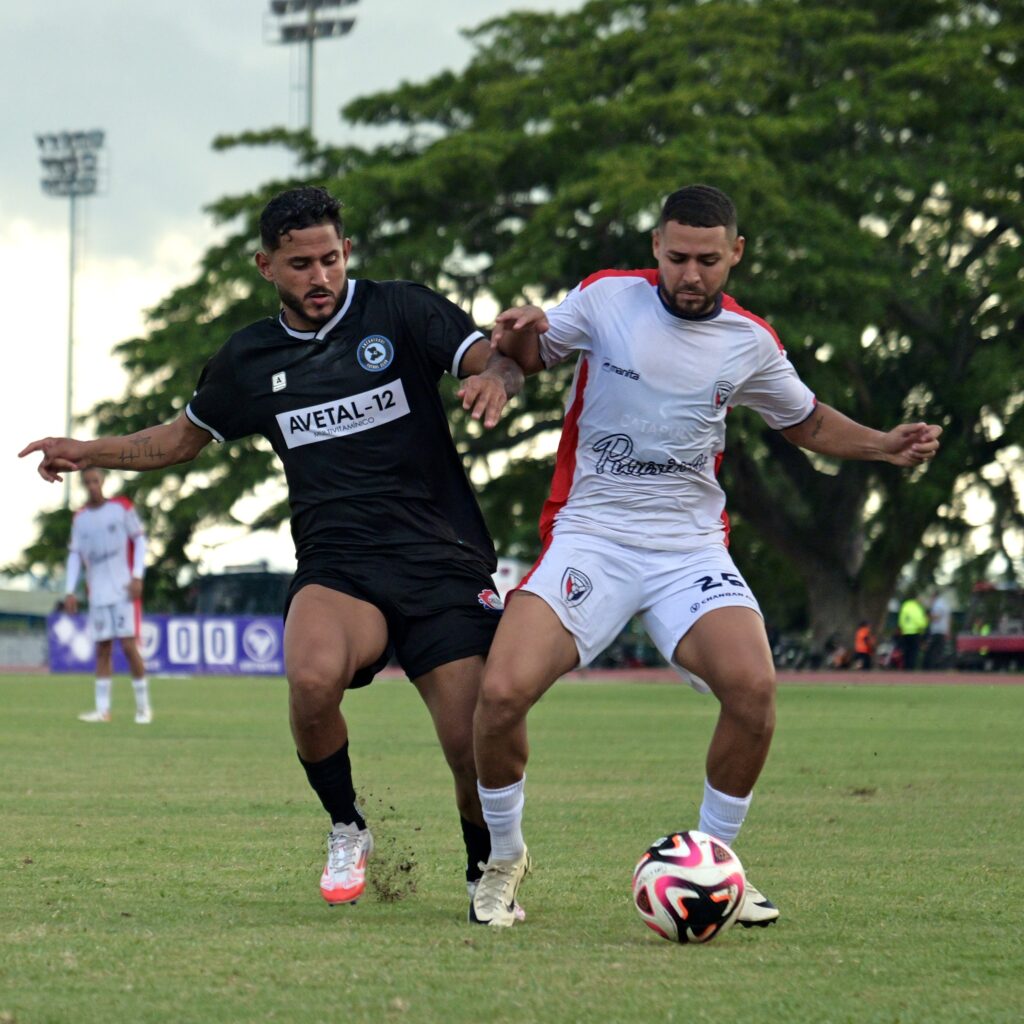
[1,674,1022,1024]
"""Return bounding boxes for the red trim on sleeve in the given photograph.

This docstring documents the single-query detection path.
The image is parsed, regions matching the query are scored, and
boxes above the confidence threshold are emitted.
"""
[722,294,784,352]
[580,268,658,290]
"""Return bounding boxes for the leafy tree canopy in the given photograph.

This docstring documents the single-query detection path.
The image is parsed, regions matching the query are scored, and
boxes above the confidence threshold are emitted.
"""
[15,0,1023,644]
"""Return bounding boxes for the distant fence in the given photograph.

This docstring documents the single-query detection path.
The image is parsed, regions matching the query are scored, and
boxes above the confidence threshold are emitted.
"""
[47,613,284,676]
[0,631,48,669]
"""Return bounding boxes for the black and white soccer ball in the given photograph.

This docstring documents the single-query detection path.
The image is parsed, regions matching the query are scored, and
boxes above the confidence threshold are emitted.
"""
[631,830,746,944]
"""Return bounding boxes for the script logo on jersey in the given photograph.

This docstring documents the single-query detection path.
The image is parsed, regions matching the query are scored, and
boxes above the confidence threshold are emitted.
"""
[357,335,395,372]
[712,379,735,411]
[477,589,504,612]
[275,380,411,448]
[561,567,593,606]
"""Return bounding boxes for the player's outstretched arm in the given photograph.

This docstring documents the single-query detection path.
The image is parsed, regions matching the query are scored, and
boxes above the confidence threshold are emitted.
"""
[489,305,548,375]
[457,342,526,430]
[782,403,942,467]
[19,413,213,483]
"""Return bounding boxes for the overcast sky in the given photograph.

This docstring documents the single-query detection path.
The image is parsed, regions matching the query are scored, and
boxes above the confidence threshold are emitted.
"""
[4,0,582,581]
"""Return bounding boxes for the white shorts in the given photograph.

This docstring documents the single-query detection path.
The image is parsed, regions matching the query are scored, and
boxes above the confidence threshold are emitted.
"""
[518,532,762,693]
[89,600,141,642]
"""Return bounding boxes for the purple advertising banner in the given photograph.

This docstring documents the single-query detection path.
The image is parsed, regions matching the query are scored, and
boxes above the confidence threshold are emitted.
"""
[47,613,285,676]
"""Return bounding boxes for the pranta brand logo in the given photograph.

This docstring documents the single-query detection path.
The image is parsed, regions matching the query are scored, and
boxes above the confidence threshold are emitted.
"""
[561,567,593,606]
[602,360,640,381]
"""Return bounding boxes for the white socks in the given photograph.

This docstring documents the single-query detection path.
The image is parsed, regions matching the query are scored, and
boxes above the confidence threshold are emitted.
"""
[698,778,752,847]
[95,678,112,714]
[478,777,526,860]
[132,677,151,713]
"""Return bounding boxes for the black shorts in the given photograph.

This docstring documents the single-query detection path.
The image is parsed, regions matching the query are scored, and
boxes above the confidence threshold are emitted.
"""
[284,547,503,687]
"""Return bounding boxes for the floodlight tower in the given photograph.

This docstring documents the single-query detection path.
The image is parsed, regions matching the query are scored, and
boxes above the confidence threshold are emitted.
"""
[267,0,359,134]
[36,129,105,508]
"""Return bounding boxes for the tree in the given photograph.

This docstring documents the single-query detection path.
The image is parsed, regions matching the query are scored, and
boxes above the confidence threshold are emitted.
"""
[15,0,1023,646]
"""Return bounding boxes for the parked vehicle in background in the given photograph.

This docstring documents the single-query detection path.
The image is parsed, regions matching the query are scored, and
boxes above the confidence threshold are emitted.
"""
[956,583,1024,671]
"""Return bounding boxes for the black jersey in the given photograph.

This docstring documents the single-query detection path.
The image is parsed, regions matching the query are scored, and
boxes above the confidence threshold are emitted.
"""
[186,278,496,569]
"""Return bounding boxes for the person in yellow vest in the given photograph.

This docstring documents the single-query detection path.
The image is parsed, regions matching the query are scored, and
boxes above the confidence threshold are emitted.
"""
[898,595,930,670]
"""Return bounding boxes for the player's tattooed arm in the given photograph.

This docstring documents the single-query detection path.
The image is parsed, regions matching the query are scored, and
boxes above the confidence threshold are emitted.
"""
[19,413,214,483]
[457,342,526,430]
[782,402,942,466]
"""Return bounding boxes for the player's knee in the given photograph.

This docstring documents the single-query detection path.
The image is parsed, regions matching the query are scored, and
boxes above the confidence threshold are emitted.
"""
[721,669,776,738]
[477,672,530,730]
[288,662,344,715]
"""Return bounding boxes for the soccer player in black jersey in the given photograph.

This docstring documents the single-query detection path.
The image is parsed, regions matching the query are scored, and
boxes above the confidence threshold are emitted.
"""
[22,186,528,911]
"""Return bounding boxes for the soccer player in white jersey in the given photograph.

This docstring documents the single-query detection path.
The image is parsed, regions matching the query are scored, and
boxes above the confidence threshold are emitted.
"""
[468,184,942,928]
[64,468,152,724]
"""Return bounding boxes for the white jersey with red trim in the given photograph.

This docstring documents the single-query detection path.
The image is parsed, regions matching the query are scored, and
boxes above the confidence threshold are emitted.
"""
[68,498,146,607]
[537,269,816,552]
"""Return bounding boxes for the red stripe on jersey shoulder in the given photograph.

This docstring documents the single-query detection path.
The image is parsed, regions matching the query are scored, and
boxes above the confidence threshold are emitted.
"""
[111,496,134,511]
[538,357,591,543]
[580,268,658,290]
[722,294,783,352]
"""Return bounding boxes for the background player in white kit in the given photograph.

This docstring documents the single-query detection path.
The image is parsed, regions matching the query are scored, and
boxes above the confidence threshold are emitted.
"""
[469,184,942,927]
[64,468,152,724]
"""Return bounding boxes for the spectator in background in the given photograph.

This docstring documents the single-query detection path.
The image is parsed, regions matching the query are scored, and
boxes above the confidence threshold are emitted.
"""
[926,590,953,669]
[853,621,876,670]
[898,595,930,671]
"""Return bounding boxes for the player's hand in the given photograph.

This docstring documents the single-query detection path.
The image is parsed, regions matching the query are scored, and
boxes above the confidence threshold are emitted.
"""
[128,579,143,601]
[490,305,549,351]
[18,437,89,482]
[63,594,79,614]
[458,373,511,430]
[882,422,942,467]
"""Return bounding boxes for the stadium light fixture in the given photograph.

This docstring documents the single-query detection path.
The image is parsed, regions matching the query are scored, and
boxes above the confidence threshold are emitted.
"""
[35,129,105,508]
[266,0,359,133]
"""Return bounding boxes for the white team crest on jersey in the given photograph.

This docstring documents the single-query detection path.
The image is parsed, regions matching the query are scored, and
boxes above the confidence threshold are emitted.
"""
[712,379,735,410]
[561,567,593,606]
[272,371,287,392]
[357,335,395,372]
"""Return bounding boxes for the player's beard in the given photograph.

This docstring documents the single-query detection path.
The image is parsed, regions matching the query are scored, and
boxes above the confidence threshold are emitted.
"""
[277,284,339,329]
[658,279,719,317]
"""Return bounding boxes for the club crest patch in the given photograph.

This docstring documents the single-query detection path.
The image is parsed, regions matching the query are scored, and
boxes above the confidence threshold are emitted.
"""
[712,379,735,410]
[272,371,287,392]
[357,335,394,372]
[561,567,593,606]
[477,589,504,612]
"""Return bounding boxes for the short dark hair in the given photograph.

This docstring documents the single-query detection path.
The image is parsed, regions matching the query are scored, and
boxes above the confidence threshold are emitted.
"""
[659,185,737,233]
[259,186,344,251]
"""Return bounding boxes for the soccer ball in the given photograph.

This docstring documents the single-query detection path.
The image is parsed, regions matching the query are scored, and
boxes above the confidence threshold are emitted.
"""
[631,830,746,944]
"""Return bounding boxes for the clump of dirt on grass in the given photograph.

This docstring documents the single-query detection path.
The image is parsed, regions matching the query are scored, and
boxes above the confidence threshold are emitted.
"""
[358,789,419,903]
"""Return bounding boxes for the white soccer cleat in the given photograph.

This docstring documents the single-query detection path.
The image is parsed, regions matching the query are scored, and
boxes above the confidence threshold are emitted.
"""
[77,710,111,723]
[468,848,531,927]
[320,822,373,906]
[468,874,526,922]
[134,708,153,724]
[737,879,780,927]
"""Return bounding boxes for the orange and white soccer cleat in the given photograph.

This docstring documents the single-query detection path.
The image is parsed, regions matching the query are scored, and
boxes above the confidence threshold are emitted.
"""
[320,822,374,906]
